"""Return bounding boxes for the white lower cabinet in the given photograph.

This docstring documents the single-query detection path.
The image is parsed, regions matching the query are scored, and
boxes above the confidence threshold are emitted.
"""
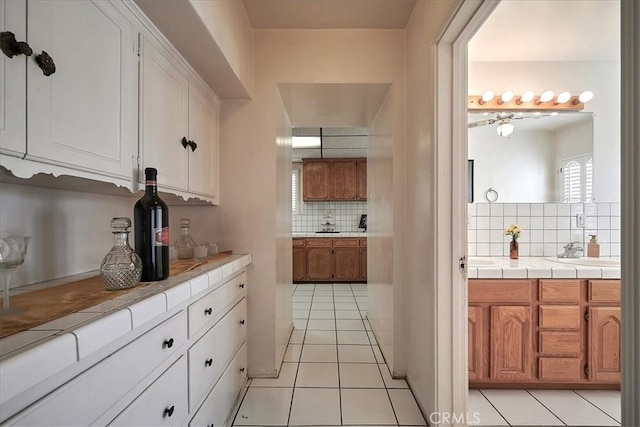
[110,356,188,427]
[190,343,247,427]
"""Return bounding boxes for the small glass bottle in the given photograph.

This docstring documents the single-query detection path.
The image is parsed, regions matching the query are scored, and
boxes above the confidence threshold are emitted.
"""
[100,217,142,290]
[175,218,196,259]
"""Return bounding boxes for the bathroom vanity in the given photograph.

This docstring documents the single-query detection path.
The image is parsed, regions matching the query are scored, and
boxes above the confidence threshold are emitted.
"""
[468,257,620,389]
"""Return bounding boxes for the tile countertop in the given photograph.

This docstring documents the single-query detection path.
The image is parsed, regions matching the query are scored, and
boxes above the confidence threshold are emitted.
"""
[468,256,621,280]
[293,232,368,238]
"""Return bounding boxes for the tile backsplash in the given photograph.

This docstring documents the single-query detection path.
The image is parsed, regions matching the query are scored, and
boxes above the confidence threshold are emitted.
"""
[468,202,621,257]
[293,201,367,233]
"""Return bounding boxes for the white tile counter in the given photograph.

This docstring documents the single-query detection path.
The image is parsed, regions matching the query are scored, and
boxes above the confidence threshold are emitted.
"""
[293,232,368,238]
[467,256,620,279]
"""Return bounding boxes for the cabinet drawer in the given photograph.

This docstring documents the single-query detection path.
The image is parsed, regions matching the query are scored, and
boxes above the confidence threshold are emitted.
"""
[539,357,582,381]
[190,343,247,427]
[539,331,581,355]
[539,305,581,329]
[110,357,187,426]
[293,239,305,247]
[11,313,186,426]
[333,238,359,247]
[188,300,246,411]
[539,280,580,303]
[189,272,246,338]
[588,280,620,303]
[306,239,332,247]
[468,280,532,303]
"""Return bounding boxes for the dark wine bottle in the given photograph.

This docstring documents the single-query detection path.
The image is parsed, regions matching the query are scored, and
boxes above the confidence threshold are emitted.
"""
[134,167,169,281]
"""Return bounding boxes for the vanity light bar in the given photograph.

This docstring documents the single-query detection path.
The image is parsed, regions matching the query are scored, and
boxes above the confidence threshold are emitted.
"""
[468,90,593,111]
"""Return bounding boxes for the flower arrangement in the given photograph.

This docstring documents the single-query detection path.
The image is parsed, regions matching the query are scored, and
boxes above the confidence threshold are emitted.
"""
[504,224,522,241]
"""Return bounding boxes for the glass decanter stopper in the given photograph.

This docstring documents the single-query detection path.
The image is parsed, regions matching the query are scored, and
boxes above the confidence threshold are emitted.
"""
[100,217,142,290]
[175,218,196,259]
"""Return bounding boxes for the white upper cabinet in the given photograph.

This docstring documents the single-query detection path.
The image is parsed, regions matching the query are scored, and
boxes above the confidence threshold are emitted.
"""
[187,87,219,198]
[139,35,190,192]
[139,34,219,203]
[0,0,26,157]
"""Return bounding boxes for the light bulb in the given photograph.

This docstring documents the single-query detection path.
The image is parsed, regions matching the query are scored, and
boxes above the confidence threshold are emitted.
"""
[556,91,571,104]
[517,91,534,104]
[539,90,555,103]
[500,91,514,103]
[480,90,495,104]
[496,121,514,137]
[578,91,594,103]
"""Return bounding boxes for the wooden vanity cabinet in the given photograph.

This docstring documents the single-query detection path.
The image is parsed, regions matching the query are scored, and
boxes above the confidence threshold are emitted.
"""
[303,159,366,201]
[293,238,366,282]
[469,278,621,388]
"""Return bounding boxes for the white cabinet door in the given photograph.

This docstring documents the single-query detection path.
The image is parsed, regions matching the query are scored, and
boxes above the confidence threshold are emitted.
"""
[140,35,189,191]
[26,0,136,179]
[0,0,26,157]
[187,87,218,199]
[109,357,188,427]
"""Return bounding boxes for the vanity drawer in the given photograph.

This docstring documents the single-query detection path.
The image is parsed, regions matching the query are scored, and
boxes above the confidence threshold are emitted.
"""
[468,280,532,303]
[538,280,580,303]
[307,239,332,247]
[539,331,581,355]
[189,272,246,338]
[539,305,581,329]
[110,356,187,426]
[538,357,582,381]
[188,299,246,411]
[11,313,186,426]
[190,343,247,427]
[588,280,620,303]
[293,239,305,247]
[333,238,359,247]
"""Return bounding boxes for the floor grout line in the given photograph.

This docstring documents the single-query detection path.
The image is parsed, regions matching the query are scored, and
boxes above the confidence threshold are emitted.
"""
[525,389,568,426]
[571,389,621,425]
[477,389,512,427]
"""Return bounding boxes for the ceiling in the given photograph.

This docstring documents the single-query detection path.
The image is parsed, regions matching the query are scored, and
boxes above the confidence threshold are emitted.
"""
[242,0,417,29]
[469,0,620,62]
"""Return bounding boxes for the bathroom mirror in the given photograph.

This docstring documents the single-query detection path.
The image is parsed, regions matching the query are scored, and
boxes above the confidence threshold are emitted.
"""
[468,111,594,203]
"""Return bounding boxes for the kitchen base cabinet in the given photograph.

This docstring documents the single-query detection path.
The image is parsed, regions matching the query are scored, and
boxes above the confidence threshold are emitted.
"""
[2,258,250,426]
[293,238,367,283]
[469,279,621,389]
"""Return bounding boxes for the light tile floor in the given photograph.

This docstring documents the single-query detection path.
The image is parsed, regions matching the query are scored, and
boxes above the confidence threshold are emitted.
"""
[232,283,622,427]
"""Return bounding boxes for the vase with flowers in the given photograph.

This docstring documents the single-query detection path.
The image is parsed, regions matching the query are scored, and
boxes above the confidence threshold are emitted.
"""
[504,224,522,259]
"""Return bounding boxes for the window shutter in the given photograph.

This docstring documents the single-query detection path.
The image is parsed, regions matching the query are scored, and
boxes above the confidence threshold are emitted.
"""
[563,160,581,202]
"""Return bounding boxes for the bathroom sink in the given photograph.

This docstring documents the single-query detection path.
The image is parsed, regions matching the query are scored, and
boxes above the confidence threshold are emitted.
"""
[468,258,501,267]
[544,257,620,267]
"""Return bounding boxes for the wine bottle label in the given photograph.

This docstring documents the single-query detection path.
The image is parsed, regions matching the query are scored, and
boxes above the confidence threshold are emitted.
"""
[154,227,169,246]
[145,180,157,186]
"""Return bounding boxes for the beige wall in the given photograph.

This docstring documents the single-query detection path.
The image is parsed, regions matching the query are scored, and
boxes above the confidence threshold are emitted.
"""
[404,0,458,418]
[219,28,406,376]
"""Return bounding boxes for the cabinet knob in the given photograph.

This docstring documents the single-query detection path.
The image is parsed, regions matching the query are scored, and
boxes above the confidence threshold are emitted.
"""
[163,338,174,349]
[163,405,175,418]
[207,424,214,427]
[181,137,189,149]
[240,367,245,373]
[239,283,245,289]
[188,140,198,152]
[239,319,245,325]
[1,31,32,58]
[204,307,213,316]
[205,358,213,367]
[35,51,55,76]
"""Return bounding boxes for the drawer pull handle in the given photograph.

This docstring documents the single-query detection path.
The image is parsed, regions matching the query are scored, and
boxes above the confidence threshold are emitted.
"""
[205,358,213,367]
[239,319,245,325]
[204,307,213,316]
[163,405,175,418]
[207,424,214,427]
[163,338,174,349]
[239,283,245,289]
[240,367,245,373]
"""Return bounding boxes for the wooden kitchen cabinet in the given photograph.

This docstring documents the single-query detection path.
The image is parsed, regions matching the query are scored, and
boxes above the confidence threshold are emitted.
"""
[293,238,366,282]
[1,0,137,182]
[303,159,366,201]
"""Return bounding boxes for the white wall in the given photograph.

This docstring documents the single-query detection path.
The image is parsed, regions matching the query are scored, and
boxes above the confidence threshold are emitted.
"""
[404,0,458,418]
[469,129,556,202]
[0,182,218,287]
[218,28,406,377]
[469,60,621,202]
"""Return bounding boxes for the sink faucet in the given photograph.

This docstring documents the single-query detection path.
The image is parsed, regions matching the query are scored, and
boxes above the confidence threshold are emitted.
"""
[558,242,584,258]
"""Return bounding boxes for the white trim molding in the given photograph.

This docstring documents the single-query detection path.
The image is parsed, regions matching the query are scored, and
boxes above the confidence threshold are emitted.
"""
[620,1,639,425]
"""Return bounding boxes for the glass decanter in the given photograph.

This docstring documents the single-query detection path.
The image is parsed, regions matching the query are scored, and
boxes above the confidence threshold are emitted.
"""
[0,235,30,316]
[100,217,142,291]
[175,218,196,259]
